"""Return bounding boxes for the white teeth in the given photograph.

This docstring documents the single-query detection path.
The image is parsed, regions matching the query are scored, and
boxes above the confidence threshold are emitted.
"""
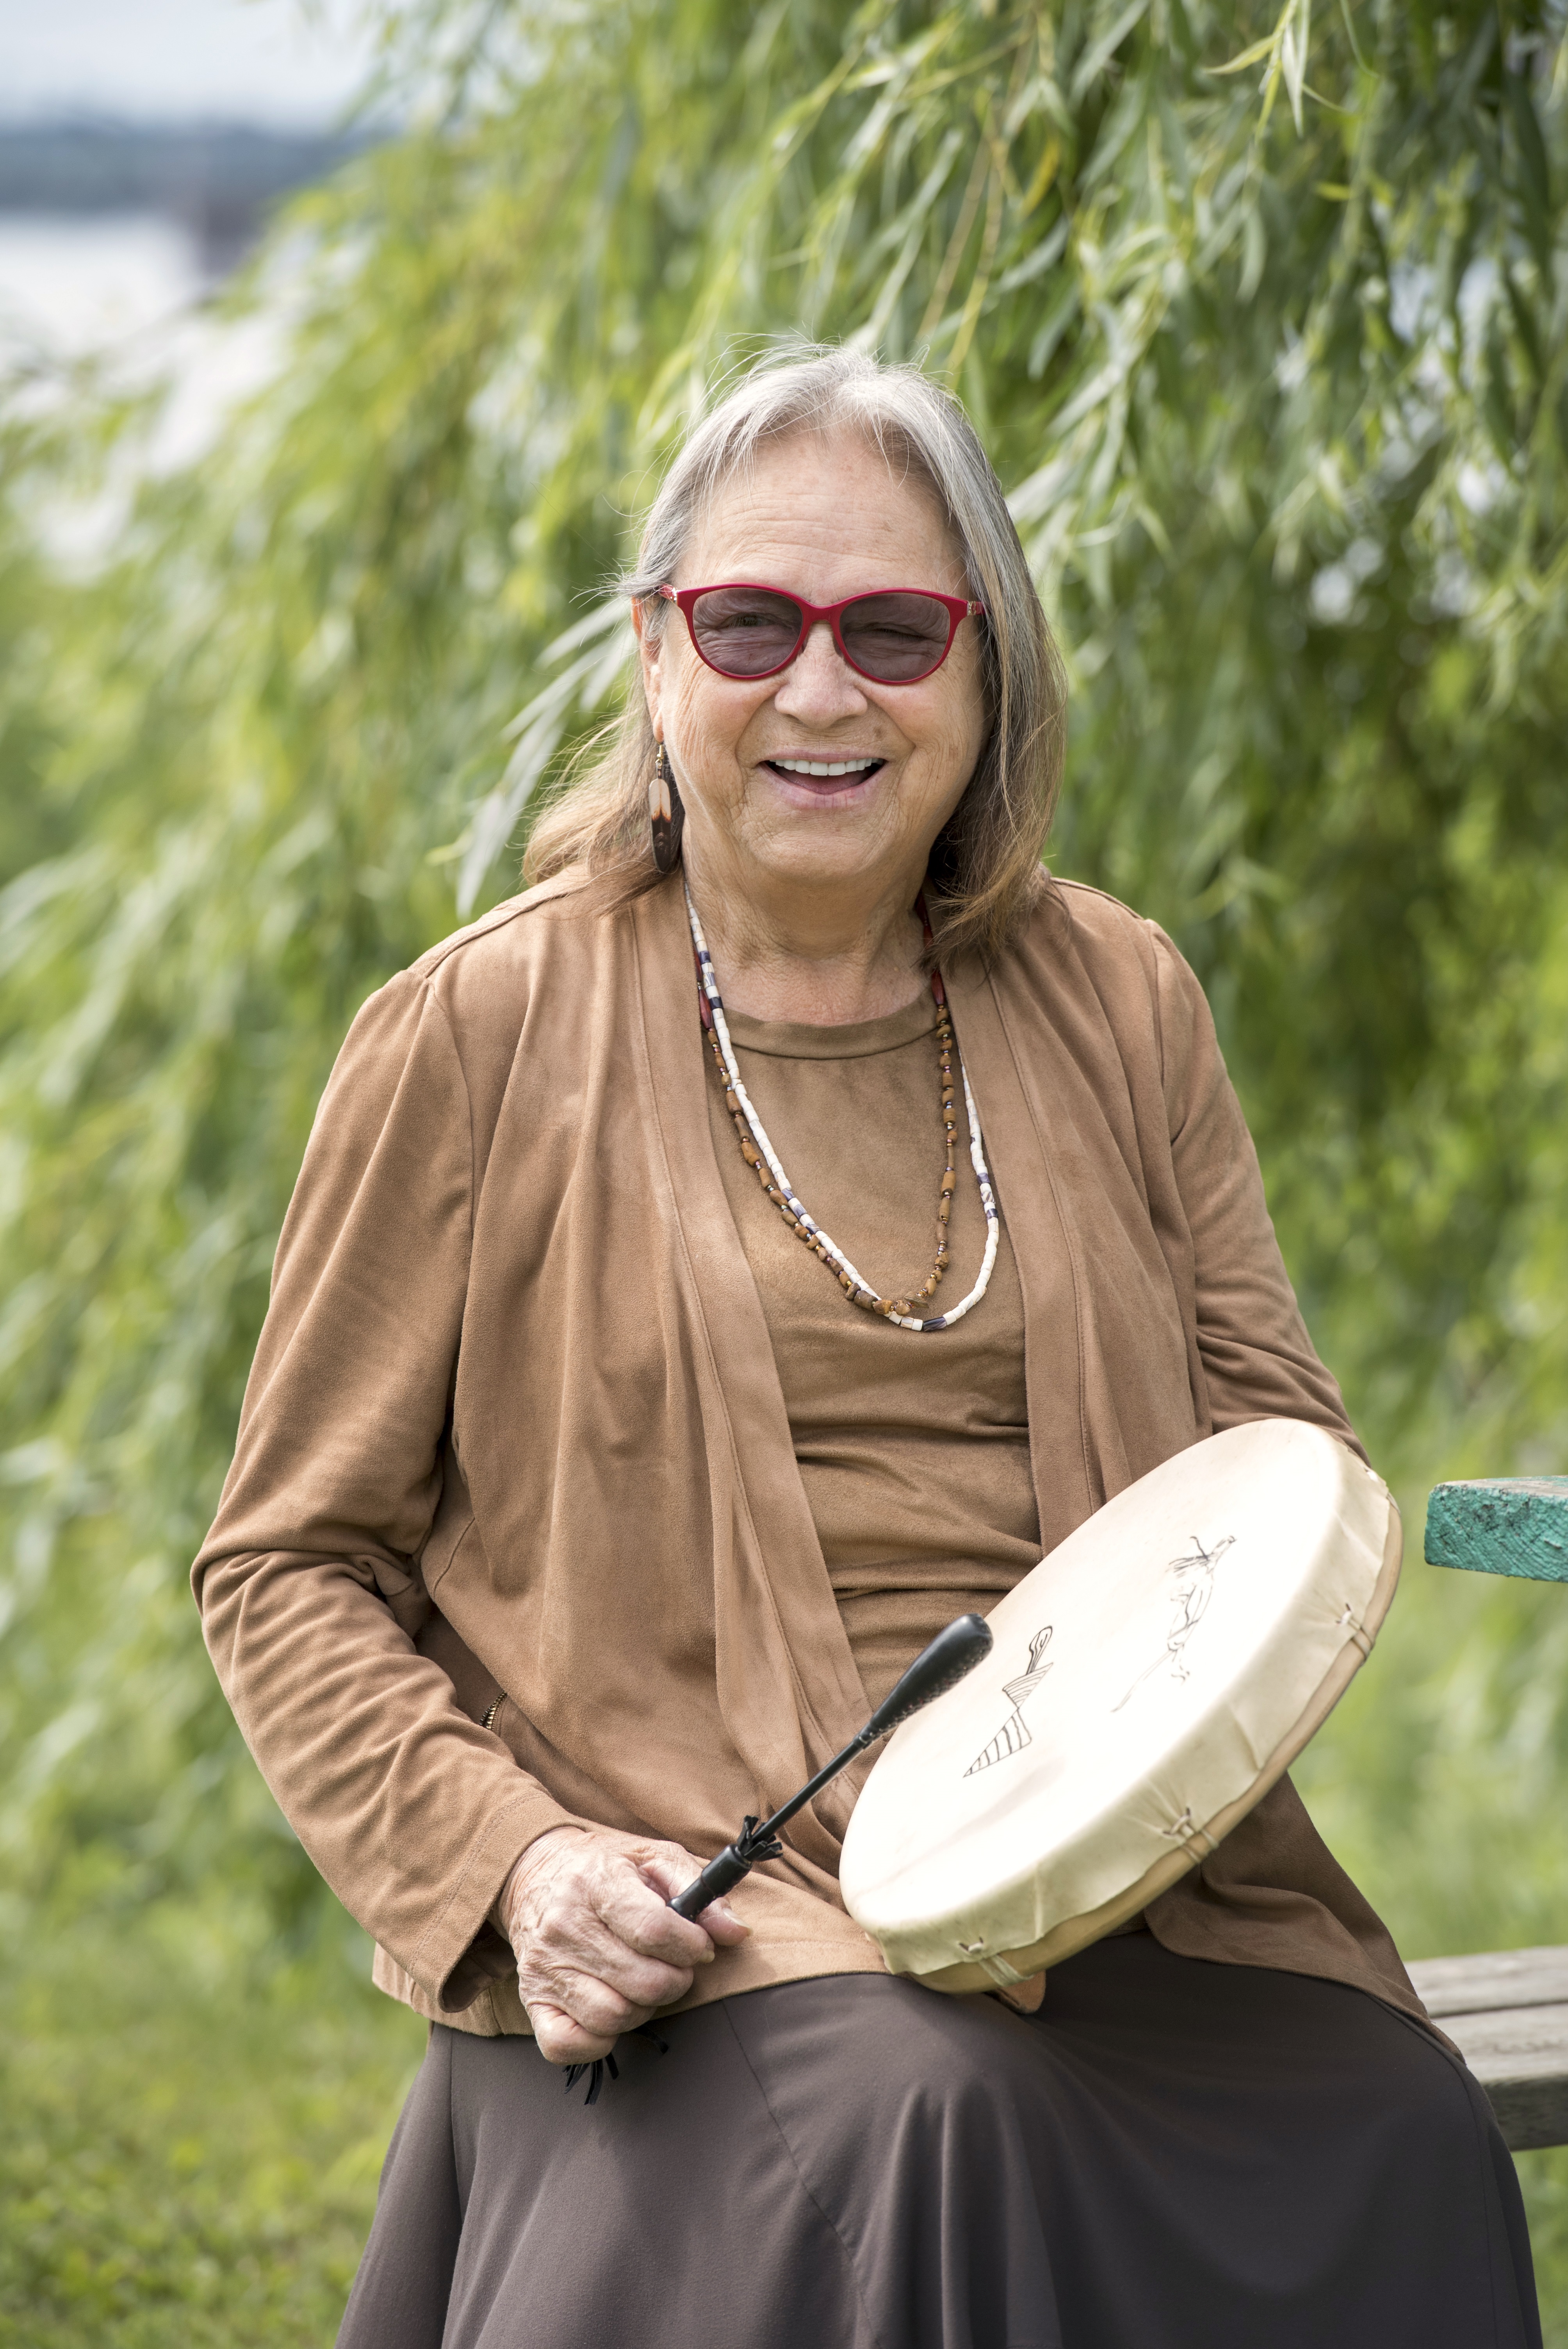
[772,758,878,778]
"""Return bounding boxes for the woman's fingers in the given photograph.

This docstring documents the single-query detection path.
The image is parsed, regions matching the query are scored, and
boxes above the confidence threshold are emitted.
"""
[559,1847,710,1986]
[630,1846,752,1946]
[519,1953,663,2046]
[593,1847,737,1965]
[500,1827,755,2066]
[508,1841,697,2053]
[527,1997,621,2066]
[527,1906,696,2013]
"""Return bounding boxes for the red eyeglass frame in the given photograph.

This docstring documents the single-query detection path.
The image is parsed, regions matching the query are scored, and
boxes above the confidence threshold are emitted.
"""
[656,581,985,684]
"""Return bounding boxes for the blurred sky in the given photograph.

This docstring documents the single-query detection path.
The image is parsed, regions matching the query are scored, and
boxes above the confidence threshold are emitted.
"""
[0,2,381,433]
[0,0,376,125]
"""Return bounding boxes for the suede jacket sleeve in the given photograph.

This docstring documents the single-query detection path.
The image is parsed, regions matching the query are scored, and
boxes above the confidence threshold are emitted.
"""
[1147,920,1365,1459]
[191,968,577,2012]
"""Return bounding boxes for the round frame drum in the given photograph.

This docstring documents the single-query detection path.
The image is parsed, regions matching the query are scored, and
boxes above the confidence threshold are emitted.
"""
[839,1419,1401,1993]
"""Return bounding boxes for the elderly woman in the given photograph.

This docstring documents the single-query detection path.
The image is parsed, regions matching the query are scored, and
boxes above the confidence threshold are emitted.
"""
[194,349,1538,2349]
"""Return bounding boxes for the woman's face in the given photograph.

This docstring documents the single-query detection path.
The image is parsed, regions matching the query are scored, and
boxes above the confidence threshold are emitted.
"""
[637,432,989,914]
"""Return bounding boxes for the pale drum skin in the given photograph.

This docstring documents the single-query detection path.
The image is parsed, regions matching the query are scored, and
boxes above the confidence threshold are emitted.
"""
[497,430,994,2065]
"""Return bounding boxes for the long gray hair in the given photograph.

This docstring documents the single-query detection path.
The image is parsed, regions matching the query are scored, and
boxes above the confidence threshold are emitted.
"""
[524,346,1066,964]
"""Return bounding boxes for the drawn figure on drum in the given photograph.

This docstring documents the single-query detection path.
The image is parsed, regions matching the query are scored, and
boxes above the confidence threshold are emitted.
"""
[194,350,1542,2349]
[964,1624,1053,1774]
[1112,1532,1235,1712]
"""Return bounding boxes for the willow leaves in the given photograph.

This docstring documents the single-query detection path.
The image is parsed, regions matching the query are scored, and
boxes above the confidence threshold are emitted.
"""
[0,0,1563,1905]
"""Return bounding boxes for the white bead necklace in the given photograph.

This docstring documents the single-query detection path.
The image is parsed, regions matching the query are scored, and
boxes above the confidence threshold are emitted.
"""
[685,882,999,1333]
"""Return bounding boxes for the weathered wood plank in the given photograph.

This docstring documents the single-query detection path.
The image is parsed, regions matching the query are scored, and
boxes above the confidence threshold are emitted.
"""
[1408,1950,1568,2150]
[1424,1477,1568,1583]
[1408,1946,1568,2018]
[1436,2003,1568,2152]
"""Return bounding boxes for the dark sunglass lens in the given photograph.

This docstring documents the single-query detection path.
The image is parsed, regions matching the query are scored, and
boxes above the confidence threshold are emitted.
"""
[690,588,803,676]
[839,593,953,680]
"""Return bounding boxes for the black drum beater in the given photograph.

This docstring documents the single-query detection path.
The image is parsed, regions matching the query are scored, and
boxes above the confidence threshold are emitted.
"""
[669,1613,993,1921]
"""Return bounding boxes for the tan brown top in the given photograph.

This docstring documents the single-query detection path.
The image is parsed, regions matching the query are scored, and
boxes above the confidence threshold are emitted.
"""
[709,996,1040,1716]
[192,868,1428,2040]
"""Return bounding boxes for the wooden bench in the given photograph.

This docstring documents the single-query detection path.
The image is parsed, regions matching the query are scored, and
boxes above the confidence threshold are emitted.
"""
[1419,1477,1568,2149]
[1407,1946,1568,2150]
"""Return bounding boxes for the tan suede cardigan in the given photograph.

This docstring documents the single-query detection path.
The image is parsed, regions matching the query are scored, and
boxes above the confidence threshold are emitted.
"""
[193,866,1427,2037]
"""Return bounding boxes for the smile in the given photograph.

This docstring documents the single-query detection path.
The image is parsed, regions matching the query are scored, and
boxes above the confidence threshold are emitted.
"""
[764,757,886,780]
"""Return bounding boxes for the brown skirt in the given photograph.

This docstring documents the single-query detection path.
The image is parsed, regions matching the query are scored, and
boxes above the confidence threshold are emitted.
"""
[337,1932,1539,2349]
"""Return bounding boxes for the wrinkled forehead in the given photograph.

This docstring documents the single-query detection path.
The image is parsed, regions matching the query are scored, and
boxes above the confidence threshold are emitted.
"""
[678,426,968,592]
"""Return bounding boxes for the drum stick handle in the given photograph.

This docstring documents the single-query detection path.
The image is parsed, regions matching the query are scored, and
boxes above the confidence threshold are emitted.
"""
[668,1614,992,1923]
[667,1844,756,1921]
[668,1747,860,1920]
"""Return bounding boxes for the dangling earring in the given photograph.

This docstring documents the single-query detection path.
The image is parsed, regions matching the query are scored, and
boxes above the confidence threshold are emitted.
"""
[649,739,685,873]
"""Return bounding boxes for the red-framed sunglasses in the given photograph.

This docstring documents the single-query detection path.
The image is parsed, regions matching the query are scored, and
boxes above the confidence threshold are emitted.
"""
[657,582,985,686]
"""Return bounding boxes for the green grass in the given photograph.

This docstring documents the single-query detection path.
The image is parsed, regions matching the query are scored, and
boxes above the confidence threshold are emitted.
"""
[1522,2152,1568,2348]
[0,1910,424,2348]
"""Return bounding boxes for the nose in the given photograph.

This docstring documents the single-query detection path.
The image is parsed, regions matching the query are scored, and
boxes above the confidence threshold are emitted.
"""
[771,620,869,722]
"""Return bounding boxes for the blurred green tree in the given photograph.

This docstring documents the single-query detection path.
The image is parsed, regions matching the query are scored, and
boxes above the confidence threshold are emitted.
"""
[0,0,1564,1949]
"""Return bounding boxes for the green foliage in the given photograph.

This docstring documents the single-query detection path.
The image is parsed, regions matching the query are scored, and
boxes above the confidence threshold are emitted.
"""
[1,0,1567,2321]
[0,1905,422,2345]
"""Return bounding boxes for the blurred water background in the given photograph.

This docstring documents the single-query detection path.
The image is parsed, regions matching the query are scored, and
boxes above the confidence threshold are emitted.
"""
[1,2,1566,2341]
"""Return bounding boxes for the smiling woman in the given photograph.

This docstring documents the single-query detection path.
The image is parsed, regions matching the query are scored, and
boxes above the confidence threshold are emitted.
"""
[639,433,991,1032]
[191,348,1541,2349]
[524,351,1065,984]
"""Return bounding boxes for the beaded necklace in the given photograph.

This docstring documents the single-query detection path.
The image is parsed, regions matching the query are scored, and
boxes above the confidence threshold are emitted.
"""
[685,882,999,1333]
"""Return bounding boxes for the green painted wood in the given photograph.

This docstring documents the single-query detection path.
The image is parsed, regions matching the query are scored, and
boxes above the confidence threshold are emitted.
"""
[1425,1478,1568,1583]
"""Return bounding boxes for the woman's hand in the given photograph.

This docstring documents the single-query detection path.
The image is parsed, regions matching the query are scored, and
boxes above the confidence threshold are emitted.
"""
[497,1825,750,2064]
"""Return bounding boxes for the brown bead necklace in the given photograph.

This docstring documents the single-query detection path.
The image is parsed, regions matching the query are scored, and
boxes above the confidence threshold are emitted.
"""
[685,884,999,1334]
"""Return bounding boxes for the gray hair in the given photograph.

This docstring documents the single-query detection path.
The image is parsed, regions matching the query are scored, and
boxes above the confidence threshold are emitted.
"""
[525,346,1066,964]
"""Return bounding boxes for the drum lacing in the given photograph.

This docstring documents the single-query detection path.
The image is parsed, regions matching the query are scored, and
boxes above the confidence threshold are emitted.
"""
[1160,1806,1219,1857]
[958,1939,1028,1988]
[1336,1602,1374,1658]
